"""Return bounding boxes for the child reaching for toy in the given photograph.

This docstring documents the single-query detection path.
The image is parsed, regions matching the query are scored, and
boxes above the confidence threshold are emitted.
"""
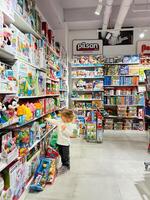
[46,109,75,175]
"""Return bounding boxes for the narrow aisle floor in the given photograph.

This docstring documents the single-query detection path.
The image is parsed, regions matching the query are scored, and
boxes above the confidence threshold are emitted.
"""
[25,131,150,200]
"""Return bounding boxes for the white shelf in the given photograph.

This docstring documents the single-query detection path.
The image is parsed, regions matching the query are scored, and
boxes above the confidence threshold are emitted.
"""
[105,115,143,119]
[72,76,104,79]
[0,47,16,63]
[71,64,104,68]
[0,91,17,94]
[104,85,138,87]
[0,118,18,131]
[71,98,102,101]
[0,153,18,172]
[74,108,97,111]
[104,63,140,65]
[16,57,47,72]
[1,9,15,24]
[104,104,144,107]
[19,94,60,99]
[14,12,41,39]
[104,95,136,97]
[104,75,139,77]
[73,90,104,92]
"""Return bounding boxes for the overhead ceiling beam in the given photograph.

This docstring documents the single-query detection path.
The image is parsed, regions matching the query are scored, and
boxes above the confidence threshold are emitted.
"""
[113,0,134,37]
[101,0,114,38]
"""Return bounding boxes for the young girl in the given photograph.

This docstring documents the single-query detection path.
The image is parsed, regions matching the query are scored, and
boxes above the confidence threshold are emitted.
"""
[46,109,75,174]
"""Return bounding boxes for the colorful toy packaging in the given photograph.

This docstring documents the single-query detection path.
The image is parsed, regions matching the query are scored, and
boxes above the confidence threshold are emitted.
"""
[0,132,18,164]
[2,160,27,200]
[0,62,18,93]
[72,55,104,65]
[29,158,52,192]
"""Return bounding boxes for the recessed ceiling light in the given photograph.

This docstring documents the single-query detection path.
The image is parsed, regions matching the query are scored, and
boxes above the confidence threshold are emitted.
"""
[95,3,103,15]
[139,33,145,39]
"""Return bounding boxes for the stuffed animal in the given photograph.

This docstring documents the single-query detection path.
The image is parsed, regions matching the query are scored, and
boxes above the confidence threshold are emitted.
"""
[2,25,13,47]
[4,97,19,118]
[0,102,8,124]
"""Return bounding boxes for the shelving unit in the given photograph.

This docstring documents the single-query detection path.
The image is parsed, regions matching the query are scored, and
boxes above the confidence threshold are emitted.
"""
[0,1,68,199]
[144,70,150,130]
[70,56,104,141]
[103,55,146,131]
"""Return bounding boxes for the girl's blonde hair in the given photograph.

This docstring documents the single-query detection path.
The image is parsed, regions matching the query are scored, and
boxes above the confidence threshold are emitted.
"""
[61,109,74,121]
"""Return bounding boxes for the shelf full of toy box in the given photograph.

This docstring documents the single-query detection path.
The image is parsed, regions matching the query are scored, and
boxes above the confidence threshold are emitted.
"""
[0,126,57,200]
[72,76,104,79]
[71,64,104,68]
[104,118,144,131]
[104,103,145,130]
[18,94,60,99]
[0,125,56,173]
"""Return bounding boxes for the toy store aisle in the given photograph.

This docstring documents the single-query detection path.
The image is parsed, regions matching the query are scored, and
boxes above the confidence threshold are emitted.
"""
[25,131,150,200]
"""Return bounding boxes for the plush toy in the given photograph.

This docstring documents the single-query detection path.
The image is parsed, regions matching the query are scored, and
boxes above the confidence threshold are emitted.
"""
[34,102,42,110]
[26,102,36,116]
[0,102,8,124]
[17,105,26,116]
[17,104,33,121]
[2,25,13,47]
[4,97,19,118]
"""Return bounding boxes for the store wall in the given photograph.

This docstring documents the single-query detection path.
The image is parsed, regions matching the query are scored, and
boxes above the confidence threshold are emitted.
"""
[68,28,150,59]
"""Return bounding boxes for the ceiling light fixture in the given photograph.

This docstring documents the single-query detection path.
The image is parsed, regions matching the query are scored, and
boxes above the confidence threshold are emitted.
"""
[95,0,103,15]
[139,32,145,39]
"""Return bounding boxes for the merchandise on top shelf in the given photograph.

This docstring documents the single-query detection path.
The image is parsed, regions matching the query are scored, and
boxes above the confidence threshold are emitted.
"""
[71,55,104,65]
[2,159,26,199]
[71,68,103,78]
[15,0,41,34]
[0,131,18,164]
[0,62,18,93]
[0,96,18,128]
[104,55,140,64]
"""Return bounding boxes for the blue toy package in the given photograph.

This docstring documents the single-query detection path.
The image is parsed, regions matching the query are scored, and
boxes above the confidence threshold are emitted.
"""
[29,158,52,192]
[131,55,140,63]
[104,76,111,85]
[119,65,129,75]
[138,93,145,106]
[123,55,131,63]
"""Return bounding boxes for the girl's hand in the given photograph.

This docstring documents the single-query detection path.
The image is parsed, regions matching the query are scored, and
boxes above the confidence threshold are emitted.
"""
[61,125,66,131]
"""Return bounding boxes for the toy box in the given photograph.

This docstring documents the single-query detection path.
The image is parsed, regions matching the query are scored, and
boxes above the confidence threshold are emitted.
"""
[29,157,51,192]
[2,160,26,199]
[0,132,18,164]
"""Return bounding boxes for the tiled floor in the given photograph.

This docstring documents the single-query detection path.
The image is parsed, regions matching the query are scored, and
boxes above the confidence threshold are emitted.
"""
[25,131,150,200]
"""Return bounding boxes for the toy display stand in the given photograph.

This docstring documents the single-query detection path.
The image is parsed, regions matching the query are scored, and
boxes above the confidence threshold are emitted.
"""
[85,108,103,143]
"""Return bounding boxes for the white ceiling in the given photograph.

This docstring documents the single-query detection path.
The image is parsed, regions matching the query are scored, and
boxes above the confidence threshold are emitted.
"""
[37,0,150,30]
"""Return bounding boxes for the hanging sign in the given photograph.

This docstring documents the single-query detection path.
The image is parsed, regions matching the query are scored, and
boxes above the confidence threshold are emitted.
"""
[137,40,150,55]
[72,39,103,56]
